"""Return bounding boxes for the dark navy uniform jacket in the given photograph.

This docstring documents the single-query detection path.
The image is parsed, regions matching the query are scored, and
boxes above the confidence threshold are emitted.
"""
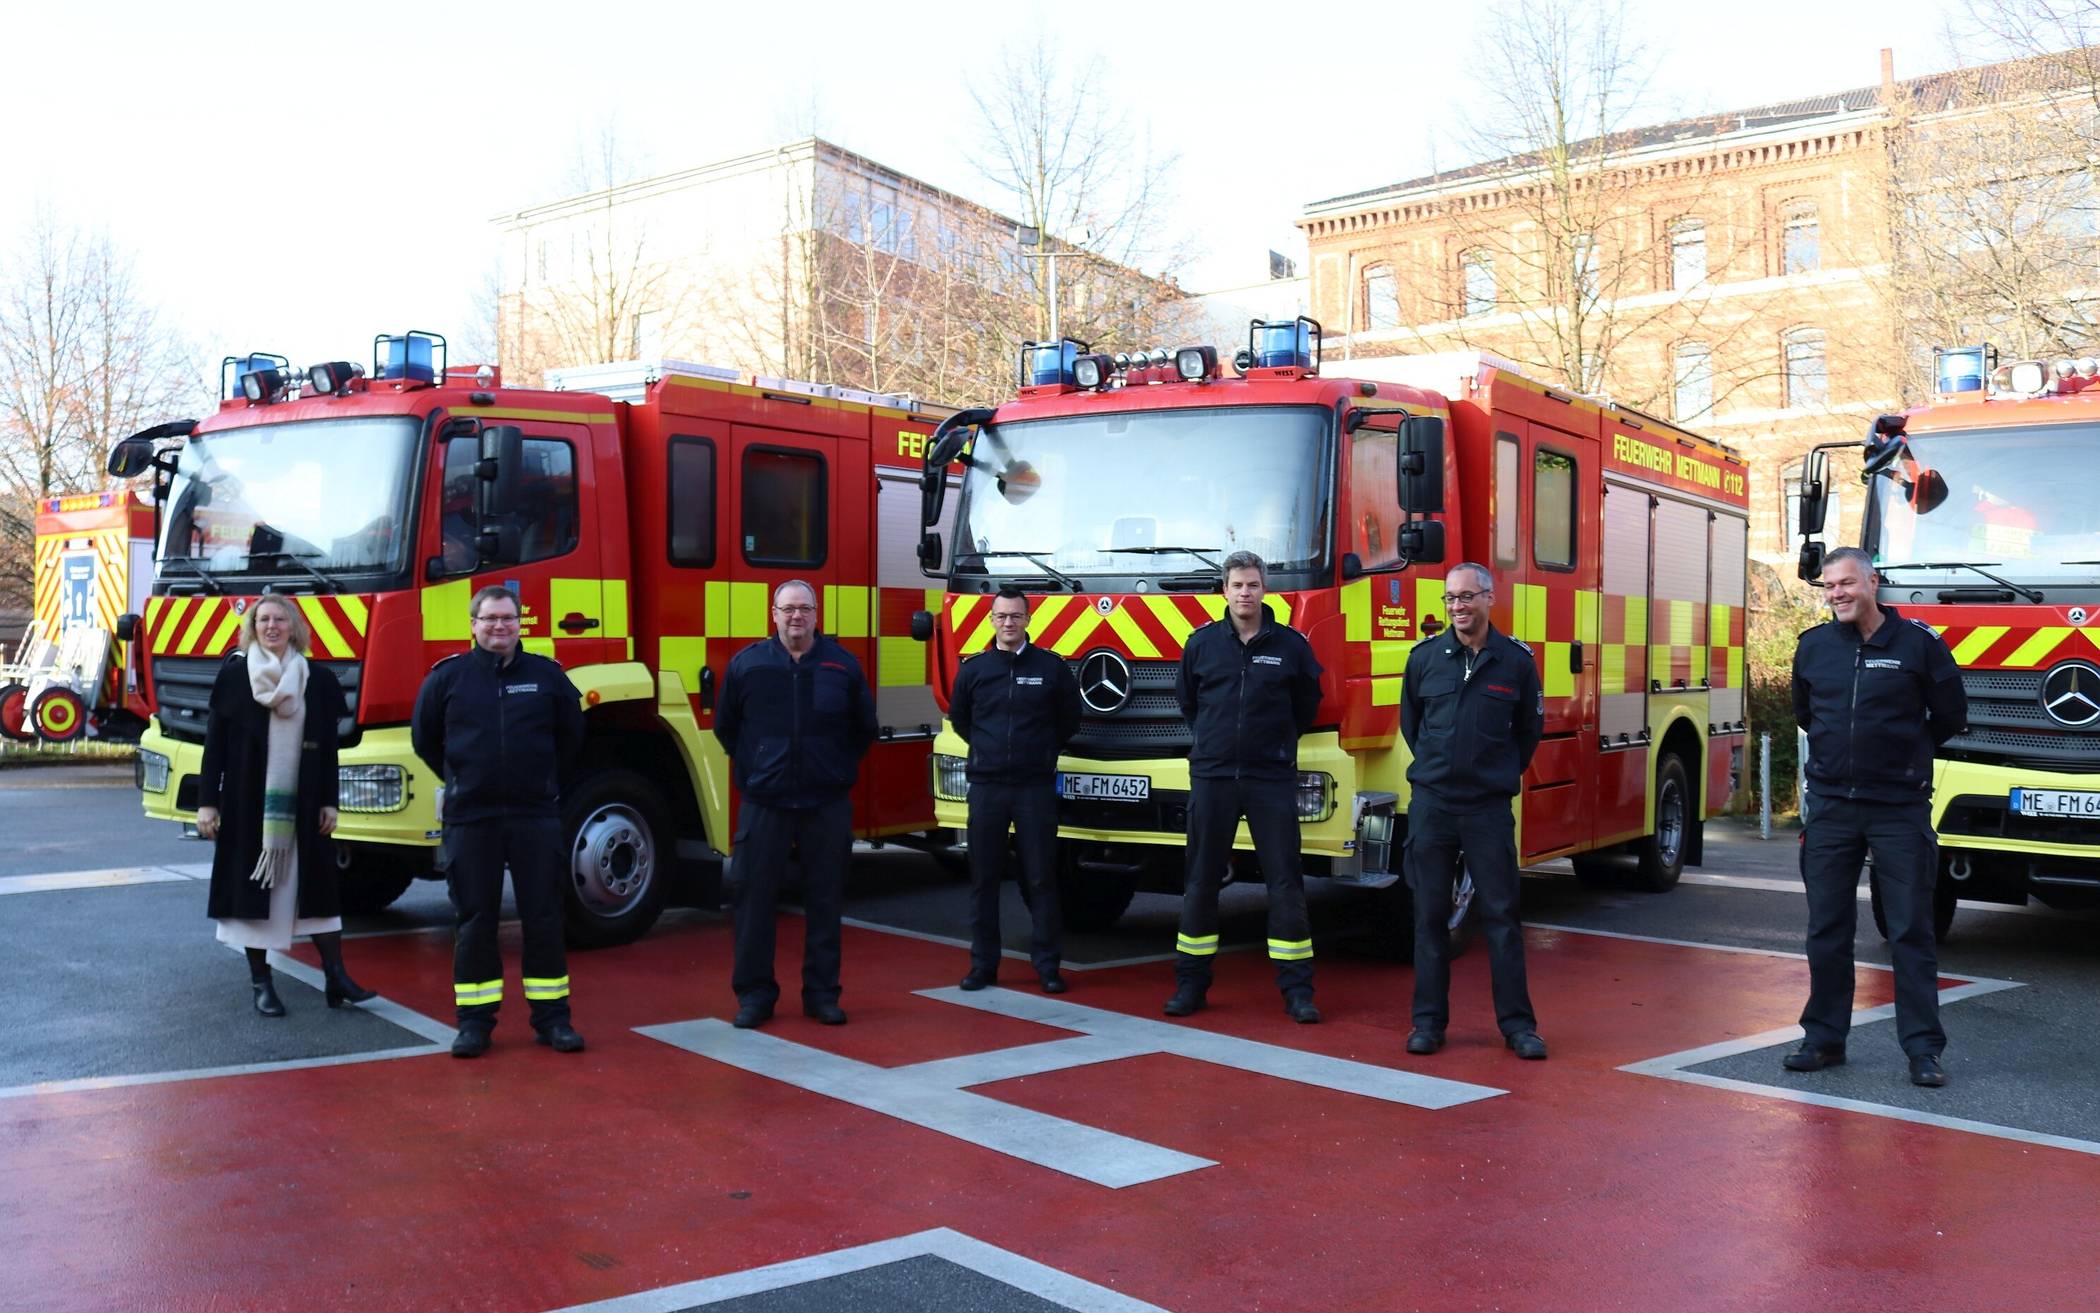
[1175,607,1325,783]
[411,644,584,824]
[1401,626,1544,810]
[949,641,1082,784]
[714,634,878,810]
[1791,604,1967,804]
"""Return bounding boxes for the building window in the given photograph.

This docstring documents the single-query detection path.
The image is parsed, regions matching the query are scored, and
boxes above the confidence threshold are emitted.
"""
[1363,264,1399,331]
[1673,341,1713,421]
[1670,220,1706,289]
[1782,203,1820,275]
[741,446,827,567]
[667,437,716,567]
[1572,234,1598,303]
[1462,251,1495,316]
[1784,328,1828,408]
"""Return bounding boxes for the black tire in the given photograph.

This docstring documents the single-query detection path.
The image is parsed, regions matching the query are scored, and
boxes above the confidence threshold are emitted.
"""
[1054,842,1138,931]
[334,843,417,915]
[1868,870,1958,944]
[0,682,33,742]
[1634,754,1691,892]
[562,769,672,948]
[30,686,87,743]
[1369,858,1478,964]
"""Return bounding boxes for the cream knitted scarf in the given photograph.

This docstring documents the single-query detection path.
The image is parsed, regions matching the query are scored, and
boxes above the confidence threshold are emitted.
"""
[245,643,308,890]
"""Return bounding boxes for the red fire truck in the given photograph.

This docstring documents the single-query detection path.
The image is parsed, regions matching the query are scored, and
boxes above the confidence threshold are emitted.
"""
[1795,344,2100,938]
[915,322,1751,947]
[111,334,954,943]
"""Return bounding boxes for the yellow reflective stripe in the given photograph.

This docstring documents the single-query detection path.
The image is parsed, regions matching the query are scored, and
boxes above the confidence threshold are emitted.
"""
[731,581,769,637]
[1142,596,1197,647]
[1512,583,1548,644]
[660,636,707,694]
[1195,596,1227,621]
[1045,606,1101,655]
[521,637,556,658]
[1176,933,1220,956]
[2006,627,2068,668]
[1102,602,1162,658]
[1342,577,1371,643]
[878,636,925,688]
[152,597,192,654]
[1623,595,1648,642]
[206,605,244,654]
[551,578,599,632]
[1369,640,1407,676]
[1029,595,1077,642]
[454,980,504,1004]
[522,976,570,999]
[824,584,871,638]
[1578,589,1602,644]
[177,598,220,653]
[336,593,370,636]
[1370,676,1402,706]
[298,596,349,659]
[1267,938,1315,961]
[1949,626,2006,666]
[423,578,473,641]
[602,579,630,639]
[1543,641,1574,698]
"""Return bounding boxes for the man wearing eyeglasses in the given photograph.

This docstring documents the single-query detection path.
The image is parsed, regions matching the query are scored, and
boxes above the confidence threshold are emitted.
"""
[714,579,878,1029]
[948,586,1083,994]
[412,584,586,1058]
[1399,563,1547,1061]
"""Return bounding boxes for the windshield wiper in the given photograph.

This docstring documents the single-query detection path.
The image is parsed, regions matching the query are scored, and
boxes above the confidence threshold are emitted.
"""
[157,555,223,595]
[1878,561,2043,603]
[957,549,1081,592]
[246,549,342,594]
[1099,546,1225,573]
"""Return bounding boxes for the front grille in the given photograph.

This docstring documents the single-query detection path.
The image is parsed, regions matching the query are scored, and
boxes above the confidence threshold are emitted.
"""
[152,655,364,746]
[1941,794,2100,846]
[1066,657,1191,761]
[1060,788,1191,835]
[1941,667,2100,770]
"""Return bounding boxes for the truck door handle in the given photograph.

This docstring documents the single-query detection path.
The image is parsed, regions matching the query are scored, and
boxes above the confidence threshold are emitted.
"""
[559,612,600,633]
[1569,640,1583,672]
[699,666,716,711]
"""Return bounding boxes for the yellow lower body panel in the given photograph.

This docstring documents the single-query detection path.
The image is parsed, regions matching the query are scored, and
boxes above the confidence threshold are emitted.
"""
[1933,756,2100,858]
[138,723,442,848]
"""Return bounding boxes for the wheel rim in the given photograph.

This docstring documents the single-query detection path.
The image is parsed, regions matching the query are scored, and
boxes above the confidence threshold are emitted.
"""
[1448,865,1476,935]
[570,803,654,919]
[1655,773,1685,868]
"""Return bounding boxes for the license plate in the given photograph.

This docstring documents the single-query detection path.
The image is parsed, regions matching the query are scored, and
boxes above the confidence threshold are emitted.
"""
[2010,787,2100,818]
[1058,772,1151,802]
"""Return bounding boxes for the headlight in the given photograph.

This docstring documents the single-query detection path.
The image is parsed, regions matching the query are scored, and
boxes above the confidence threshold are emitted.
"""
[1296,771,1335,822]
[338,764,407,812]
[137,749,171,794]
[932,753,971,801]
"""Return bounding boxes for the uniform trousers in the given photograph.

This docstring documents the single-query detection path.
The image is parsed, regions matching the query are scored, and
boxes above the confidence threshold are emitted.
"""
[1800,794,1945,1057]
[1175,776,1315,996]
[447,817,570,1031]
[965,780,1063,979]
[1406,799,1535,1036]
[730,796,852,1011]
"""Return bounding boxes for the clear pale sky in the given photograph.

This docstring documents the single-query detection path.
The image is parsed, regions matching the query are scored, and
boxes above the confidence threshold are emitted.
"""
[2,0,1988,372]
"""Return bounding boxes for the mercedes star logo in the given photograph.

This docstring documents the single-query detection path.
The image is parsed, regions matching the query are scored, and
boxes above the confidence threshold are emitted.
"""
[1078,649,1133,715]
[2040,660,2100,728]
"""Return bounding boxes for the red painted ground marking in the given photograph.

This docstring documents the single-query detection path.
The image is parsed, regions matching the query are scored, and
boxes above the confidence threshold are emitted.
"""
[2,918,2090,1313]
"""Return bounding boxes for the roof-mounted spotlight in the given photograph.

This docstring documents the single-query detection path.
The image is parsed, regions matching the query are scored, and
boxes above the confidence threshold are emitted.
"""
[306,361,362,396]
[241,368,289,404]
[1174,345,1218,381]
[1072,353,1116,390]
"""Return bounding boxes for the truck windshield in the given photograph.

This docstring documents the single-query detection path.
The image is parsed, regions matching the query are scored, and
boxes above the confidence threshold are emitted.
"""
[159,416,420,582]
[1871,422,2100,584]
[952,405,1330,581]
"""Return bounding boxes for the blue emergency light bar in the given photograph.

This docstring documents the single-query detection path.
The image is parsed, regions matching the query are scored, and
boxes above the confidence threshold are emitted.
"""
[374,331,447,385]
[1933,344,1993,395]
[1249,317,1323,372]
[1018,338,1089,389]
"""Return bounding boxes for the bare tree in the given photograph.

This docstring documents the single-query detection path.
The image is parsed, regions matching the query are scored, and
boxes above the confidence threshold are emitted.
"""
[0,215,199,609]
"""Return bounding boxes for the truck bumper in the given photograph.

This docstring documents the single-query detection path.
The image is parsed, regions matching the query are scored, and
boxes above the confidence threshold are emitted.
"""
[930,727,1365,857]
[134,723,442,849]
[1932,757,2100,897]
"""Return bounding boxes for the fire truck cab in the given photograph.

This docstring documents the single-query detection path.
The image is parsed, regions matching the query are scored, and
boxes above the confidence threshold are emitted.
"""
[111,334,953,943]
[1796,344,2100,936]
[919,323,1750,947]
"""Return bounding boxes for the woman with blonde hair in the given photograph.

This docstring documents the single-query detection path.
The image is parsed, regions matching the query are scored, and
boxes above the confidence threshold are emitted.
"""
[196,593,375,1015]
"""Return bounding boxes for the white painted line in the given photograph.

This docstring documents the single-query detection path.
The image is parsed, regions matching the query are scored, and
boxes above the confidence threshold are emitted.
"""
[0,946,457,1101]
[544,1226,1172,1313]
[838,914,1242,972]
[0,863,210,895]
[1677,869,2088,918]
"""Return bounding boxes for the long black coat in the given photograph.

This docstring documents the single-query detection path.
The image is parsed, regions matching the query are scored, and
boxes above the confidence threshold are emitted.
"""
[199,652,344,921]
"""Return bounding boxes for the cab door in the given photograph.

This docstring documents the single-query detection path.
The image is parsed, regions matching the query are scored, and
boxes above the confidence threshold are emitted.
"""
[1497,420,1599,860]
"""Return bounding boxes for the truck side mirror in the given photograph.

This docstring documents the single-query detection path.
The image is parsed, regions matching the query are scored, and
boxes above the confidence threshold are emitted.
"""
[917,531,944,575]
[1796,448,1829,537]
[1398,519,1446,565]
[911,609,935,641]
[919,407,995,528]
[1797,540,1826,581]
[1399,415,1446,514]
[107,436,158,479]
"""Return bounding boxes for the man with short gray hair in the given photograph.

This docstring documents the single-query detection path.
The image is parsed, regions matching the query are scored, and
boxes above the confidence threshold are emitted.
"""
[715,579,878,1030]
[1400,562,1546,1060]
[1788,545,1966,1087]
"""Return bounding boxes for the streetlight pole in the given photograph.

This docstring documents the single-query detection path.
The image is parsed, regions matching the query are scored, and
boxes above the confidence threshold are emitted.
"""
[1017,225,1089,342]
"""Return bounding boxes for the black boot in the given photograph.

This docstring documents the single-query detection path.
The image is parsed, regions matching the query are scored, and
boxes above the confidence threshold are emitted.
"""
[312,931,376,1008]
[247,947,286,1018]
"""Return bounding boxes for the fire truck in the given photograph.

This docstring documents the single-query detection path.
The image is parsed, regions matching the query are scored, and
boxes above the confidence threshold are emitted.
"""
[1794,344,2100,938]
[110,333,954,943]
[914,321,1751,948]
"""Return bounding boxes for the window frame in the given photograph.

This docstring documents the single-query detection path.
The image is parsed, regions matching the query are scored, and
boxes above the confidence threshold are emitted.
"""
[739,443,830,569]
[666,434,718,568]
[1669,219,1707,290]
[1532,445,1579,573]
[1462,250,1495,317]
[1781,203,1821,276]
[1363,263,1400,332]
[1672,340,1714,421]
[1783,327,1828,408]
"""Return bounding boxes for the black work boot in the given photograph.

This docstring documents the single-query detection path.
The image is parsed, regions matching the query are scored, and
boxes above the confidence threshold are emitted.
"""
[312,931,376,1008]
[1163,979,1208,1017]
[246,947,285,1018]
